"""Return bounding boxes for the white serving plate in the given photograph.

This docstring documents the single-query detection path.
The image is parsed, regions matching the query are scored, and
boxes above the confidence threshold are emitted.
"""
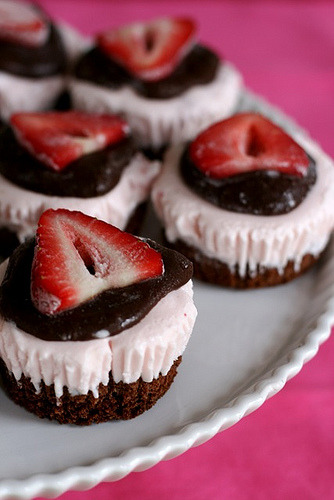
[0,93,333,500]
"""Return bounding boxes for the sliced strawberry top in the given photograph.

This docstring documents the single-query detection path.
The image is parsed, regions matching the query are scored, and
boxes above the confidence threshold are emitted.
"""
[10,111,129,171]
[189,113,310,179]
[31,209,164,315]
[97,17,196,81]
[0,0,49,47]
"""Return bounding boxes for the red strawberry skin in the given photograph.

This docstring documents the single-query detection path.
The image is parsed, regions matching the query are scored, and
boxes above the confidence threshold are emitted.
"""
[190,113,310,179]
[97,17,195,81]
[31,209,164,315]
[0,0,48,46]
[10,111,129,171]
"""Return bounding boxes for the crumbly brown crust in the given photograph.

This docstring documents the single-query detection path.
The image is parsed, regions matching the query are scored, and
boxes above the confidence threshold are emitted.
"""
[0,357,181,425]
[167,236,319,288]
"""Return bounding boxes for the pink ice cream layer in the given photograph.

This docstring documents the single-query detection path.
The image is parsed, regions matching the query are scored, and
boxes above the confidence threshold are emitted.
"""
[0,255,196,398]
[70,62,242,149]
[0,152,160,242]
[151,132,334,277]
[0,24,90,121]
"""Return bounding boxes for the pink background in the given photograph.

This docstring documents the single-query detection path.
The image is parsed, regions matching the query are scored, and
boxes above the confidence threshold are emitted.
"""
[37,1,334,499]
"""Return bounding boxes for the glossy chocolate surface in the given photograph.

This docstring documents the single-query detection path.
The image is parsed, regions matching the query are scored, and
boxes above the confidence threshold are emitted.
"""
[0,238,193,341]
[180,145,317,215]
[0,24,67,78]
[74,44,220,99]
[0,127,136,197]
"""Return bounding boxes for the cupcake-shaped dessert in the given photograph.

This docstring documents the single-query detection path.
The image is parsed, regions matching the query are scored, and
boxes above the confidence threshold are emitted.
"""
[0,209,196,424]
[70,17,242,151]
[152,113,334,288]
[0,110,160,257]
[0,0,69,120]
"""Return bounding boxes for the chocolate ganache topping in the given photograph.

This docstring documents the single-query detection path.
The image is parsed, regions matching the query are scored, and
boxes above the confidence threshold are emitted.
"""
[180,146,317,216]
[74,44,220,100]
[0,126,136,197]
[0,238,193,341]
[0,24,67,78]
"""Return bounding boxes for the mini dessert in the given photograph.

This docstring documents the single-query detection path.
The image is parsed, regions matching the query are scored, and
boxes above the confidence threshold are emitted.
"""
[0,111,160,257]
[152,113,334,288]
[70,17,242,151]
[0,0,70,120]
[0,209,196,424]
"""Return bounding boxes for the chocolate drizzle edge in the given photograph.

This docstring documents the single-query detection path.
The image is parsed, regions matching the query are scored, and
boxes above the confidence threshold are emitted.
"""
[0,239,193,342]
[0,23,67,78]
[74,44,220,100]
[180,145,317,216]
[0,127,136,198]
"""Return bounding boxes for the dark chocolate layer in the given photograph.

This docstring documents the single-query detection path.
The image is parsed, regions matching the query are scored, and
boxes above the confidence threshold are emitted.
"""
[0,228,20,260]
[180,146,317,215]
[0,238,193,341]
[0,127,136,197]
[0,24,67,78]
[74,44,220,99]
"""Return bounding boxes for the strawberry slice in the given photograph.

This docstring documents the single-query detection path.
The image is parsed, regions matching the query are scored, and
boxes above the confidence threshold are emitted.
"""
[97,17,196,81]
[189,113,310,179]
[0,0,49,47]
[31,209,164,315]
[10,111,129,171]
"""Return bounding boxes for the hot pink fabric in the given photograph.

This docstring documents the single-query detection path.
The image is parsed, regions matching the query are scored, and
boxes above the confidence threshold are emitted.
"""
[36,1,334,498]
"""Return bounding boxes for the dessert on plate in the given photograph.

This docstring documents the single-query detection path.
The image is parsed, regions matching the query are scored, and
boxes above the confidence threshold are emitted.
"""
[0,208,196,424]
[70,17,242,151]
[152,112,334,287]
[0,0,70,120]
[0,110,160,258]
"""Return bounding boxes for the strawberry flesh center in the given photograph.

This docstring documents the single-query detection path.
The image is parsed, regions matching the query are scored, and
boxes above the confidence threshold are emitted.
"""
[97,17,196,81]
[10,111,129,171]
[31,209,164,315]
[190,113,309,179]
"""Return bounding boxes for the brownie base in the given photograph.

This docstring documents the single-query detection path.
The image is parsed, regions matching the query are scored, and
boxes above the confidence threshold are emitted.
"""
[0,357,181,425]
[167,236,319,288]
